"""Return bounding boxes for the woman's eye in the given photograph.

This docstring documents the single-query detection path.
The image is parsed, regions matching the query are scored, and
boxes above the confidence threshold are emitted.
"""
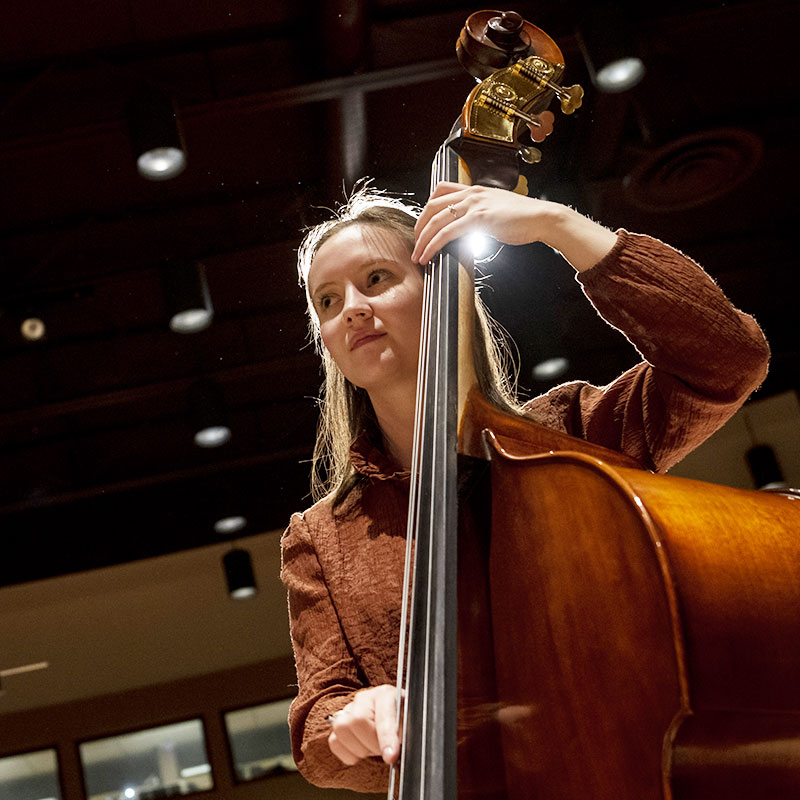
[317,295,335,312]
[367,270,388,287]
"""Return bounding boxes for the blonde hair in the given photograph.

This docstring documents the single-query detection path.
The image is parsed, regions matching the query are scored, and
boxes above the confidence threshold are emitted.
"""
[298,186,524,503]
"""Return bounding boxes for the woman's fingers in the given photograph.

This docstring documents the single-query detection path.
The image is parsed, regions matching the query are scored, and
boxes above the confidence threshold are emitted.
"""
[414,208,473,266]
[327,685,402,766]
[328,728,372,765]
[413,184,496,264]
[328,705,379,764]
[413,183,553,264]
[412,185,474,264]
[373,684,402,763]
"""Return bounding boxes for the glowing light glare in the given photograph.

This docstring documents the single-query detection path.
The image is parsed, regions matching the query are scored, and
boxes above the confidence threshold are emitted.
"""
[194,425,232,448]
[180,764,212,778]
[137,146,186,180]
[468,232,494,260]
[21,317,46,341]
[533,356,569,381]
[170,308,213,333]
[214,515,247,534]
[124,789,136,799]
[596,57,645,93]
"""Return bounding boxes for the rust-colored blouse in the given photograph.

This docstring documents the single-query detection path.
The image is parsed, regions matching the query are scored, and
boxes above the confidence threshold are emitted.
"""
[280,231,769,793]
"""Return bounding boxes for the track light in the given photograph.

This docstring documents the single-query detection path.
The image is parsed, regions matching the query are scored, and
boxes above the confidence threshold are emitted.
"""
[209,476,248,534]
[533,357,569,382]
[127,86,187,181]
[187,378,231,448]
[575,5,645,93]
[224,548,257,599]
[214,515,247,535]
[162,261,213,333]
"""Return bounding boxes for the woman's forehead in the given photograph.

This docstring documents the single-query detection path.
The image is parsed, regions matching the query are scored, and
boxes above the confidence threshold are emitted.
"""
[308,224,412,287]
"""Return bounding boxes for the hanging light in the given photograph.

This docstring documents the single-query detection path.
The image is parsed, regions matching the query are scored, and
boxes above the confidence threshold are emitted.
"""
[576,5,645,94]
[209,476,248,534]
[161,261,213,333]
[746,445,787,490]
[187,378,231,448]
[214,515,247,535]
[533,356,570,382]
[223,548,257,599]
[127,86,187,181]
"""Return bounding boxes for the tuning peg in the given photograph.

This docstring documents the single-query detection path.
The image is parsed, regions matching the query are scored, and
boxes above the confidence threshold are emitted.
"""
[520,146,542,164]
[514,59,584,115]
[534,77,583,115]
[528,110,554,142]
[555,84,584,115]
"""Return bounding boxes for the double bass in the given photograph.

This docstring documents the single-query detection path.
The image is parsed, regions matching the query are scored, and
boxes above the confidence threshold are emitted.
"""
[395,10,800,799]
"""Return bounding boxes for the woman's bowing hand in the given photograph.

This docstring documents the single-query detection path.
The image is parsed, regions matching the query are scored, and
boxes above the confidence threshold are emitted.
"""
[328,684,402,766]
[411,181,618,274]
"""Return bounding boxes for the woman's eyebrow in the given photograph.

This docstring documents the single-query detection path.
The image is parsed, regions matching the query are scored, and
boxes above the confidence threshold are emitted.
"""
[309,258,397,297]
[309,280,333,299]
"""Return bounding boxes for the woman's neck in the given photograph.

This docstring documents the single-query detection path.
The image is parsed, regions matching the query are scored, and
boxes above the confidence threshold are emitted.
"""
[368,381,418,471]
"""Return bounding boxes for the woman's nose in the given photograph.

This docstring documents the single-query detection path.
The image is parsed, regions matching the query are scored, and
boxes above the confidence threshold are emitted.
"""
[343,287,372,323]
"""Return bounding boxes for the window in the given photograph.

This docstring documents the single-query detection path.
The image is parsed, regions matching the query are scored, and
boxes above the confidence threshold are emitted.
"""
[0,747,61,800]
[79,720,212,800]
[223,698,296,782]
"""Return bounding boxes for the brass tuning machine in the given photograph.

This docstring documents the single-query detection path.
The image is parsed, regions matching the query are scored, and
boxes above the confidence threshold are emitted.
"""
[512,57,584,115]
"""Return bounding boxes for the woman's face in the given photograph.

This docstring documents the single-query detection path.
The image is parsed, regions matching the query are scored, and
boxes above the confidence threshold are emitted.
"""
[307,223,424,395]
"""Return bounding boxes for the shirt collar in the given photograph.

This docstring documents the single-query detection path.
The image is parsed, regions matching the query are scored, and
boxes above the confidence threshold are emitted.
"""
[349,432,409,481]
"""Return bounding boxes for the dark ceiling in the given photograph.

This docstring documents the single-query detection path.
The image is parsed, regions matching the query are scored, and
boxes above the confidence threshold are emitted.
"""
[1,0,797,587]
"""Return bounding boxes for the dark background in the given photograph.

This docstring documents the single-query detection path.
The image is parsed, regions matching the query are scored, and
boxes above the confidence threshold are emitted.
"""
[1,0,797,587]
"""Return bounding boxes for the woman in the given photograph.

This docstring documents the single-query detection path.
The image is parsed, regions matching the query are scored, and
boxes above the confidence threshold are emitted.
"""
[281,181,769,792]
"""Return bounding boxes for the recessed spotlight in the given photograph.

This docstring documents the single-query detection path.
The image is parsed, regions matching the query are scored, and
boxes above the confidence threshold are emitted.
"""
[21,318,46,341]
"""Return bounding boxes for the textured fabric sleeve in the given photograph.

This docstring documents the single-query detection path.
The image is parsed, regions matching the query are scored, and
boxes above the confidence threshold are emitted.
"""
[524,229,770,472]
[281,511,390,792]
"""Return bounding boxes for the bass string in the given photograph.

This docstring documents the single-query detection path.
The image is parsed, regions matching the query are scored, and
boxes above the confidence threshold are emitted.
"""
[392,141,448,799]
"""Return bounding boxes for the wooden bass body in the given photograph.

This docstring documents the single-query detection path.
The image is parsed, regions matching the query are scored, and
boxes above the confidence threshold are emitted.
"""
[457,390,800,799]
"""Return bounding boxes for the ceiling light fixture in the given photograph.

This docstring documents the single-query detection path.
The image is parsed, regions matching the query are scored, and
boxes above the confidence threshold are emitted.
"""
[533,356,569,382]
[127,86,187,181]
[21,317,46,341]
[575,5,645,94]
[187,379,231,448]
[214,515,247,535]
[162,261,214,333]
[223,548,257,599]
[746,445,787,491]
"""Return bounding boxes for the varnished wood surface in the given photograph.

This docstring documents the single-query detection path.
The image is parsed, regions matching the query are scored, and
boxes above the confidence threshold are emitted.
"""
[475,432,800,799]
[458,387,642,469]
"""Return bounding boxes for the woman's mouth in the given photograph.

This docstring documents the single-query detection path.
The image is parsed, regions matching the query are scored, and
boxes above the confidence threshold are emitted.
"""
[350,333,386,351]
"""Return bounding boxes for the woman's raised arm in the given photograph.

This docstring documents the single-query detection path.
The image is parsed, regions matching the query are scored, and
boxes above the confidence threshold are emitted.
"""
[412,181,618,273]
